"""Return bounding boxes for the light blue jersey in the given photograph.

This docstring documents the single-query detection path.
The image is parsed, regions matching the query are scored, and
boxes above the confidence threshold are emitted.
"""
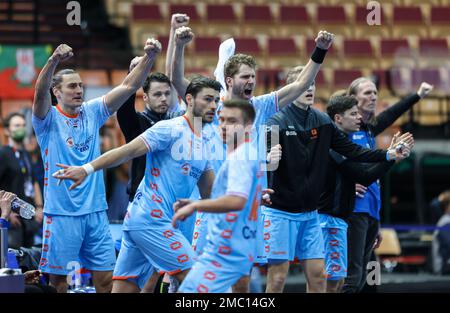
[179,142,262,293]
[123,116,212,231]
[32,97,110,216]
[191,92,278,254]
[202,142,262,271]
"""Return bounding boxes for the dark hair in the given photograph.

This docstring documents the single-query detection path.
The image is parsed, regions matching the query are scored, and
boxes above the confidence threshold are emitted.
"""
[224,54,257,89]
[185,76,222,98]
[326,96,358,121]
[51,69,77,90]
[222,99,255,125]
[3,112,26,129]
[143,72,171,94]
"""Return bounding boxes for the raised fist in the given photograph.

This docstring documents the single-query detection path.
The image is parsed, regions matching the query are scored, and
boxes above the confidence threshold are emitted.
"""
[315,30,334,50]
[417,82,433,98]
[171,13,190,29]
[175,26,194,46]
[129,56,143,72]
[51,44,73,62]
[144,38,162,59]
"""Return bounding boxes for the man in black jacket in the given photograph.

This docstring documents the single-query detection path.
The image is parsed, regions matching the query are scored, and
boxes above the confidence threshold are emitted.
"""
[262,67,410,293]
[317,96,413,293]
[343,78,432,293]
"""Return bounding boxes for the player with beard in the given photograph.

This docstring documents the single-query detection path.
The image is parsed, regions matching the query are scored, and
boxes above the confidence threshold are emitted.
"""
[262,66,411,293]
[53,77,221,292]
[32,39,161,293]
[171,27,334,292]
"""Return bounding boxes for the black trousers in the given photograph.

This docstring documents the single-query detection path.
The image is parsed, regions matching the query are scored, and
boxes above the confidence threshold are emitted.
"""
[342,212,379,293]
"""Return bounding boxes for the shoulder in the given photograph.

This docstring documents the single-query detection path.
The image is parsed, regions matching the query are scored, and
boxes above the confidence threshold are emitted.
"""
[311,108,332,124]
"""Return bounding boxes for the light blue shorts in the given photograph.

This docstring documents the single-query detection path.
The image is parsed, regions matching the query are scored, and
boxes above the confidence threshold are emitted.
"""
[319,214,348,280]
[179,253,251,293]
[113,226,197,279]
[112,231,155,289]
[261,207,325,263]
[191,211,210,255]
[39,211,116,275]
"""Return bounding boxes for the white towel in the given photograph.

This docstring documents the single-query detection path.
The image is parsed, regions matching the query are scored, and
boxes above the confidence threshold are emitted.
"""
[214,38,235,99]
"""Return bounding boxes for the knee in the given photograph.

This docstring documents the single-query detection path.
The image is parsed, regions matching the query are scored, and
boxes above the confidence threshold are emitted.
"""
[269,270,288,291]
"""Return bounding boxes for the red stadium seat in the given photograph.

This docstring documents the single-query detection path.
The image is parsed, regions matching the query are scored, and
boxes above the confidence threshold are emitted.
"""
[419,38,449,56]
[393,6,423,23]
[1,99,32,119]
[156,36,170,53]
[234,37,262,55]
[389,67,413,96]
[380,39,411,57]
[430,6,450,37]
[243,5,272,22]
[279,5,310,24]
[333,69,363,88]
[268,38,297,56]
[206,4,236,22]
[194,37,221,54]
[430,6,450,23]
[170,5,199,22]
[392,6,427,37]
[355,6,387,25]
[317,6,346,24]
[343,39,373,57]
[353,6,389,38]
[132,4,162,22]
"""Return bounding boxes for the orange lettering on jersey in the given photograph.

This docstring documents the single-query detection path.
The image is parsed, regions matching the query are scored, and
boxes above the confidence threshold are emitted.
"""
[310,128,318,139]
[150,183,158,191]
[248,186,261,221]
[163,230,174,238]
[152,194,163,203]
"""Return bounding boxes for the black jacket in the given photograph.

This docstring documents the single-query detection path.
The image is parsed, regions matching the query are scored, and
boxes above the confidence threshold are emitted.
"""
[317,150,394,219]
[317,93,421,219]
[117,93,183,201]
[266,104,388,213]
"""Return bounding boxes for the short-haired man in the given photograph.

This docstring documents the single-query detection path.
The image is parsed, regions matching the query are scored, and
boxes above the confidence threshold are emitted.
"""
[32,39,161,293]
[171,28,334,292]
[262,67,411,293]
[173,99,263,293]
[343,78,432,293]
[54,76,221,292]
[318,95,413,292]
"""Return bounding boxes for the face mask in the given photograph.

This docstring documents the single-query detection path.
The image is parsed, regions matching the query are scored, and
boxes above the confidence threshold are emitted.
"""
[11,128,26,142]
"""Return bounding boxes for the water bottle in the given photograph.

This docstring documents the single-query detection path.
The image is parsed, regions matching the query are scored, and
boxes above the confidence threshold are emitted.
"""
[11,198,35,220]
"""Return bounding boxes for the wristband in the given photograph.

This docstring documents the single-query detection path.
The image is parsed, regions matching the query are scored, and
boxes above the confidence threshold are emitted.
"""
[0,218,9,229]
[82,163,95,175]
[310,46,328,64]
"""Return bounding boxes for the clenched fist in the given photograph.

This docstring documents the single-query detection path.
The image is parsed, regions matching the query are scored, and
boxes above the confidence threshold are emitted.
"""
[417,82,433,98]
[175,26,194,46]
[171,13,190,30]
[315,30,335,50]
[50,44,73,63]
[144,38,162,60]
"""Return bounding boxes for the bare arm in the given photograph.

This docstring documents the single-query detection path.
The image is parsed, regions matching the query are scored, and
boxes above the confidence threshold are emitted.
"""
[105,38,162,114]
[172,195,247,227]
[32,44,73,119]
[197,169,215,199]
[54,136,149,190]
[276,31,334,109]
[171,26,193,102]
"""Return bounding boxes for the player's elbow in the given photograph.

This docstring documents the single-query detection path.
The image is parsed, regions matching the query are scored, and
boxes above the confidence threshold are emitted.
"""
[228,196,247,211]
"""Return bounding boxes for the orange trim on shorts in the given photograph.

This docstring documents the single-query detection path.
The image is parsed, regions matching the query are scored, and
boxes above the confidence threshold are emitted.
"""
[158,269,182,276]
[112,275,138,280]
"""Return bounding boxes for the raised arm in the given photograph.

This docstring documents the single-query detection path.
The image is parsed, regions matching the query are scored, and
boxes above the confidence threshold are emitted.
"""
[276,31,334,109]
[372,82,433,136]
[105,38,162,114]
[171,26,194,102]
[32,44,73,119]
[116,57,143,143]
[54,136,149,190]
